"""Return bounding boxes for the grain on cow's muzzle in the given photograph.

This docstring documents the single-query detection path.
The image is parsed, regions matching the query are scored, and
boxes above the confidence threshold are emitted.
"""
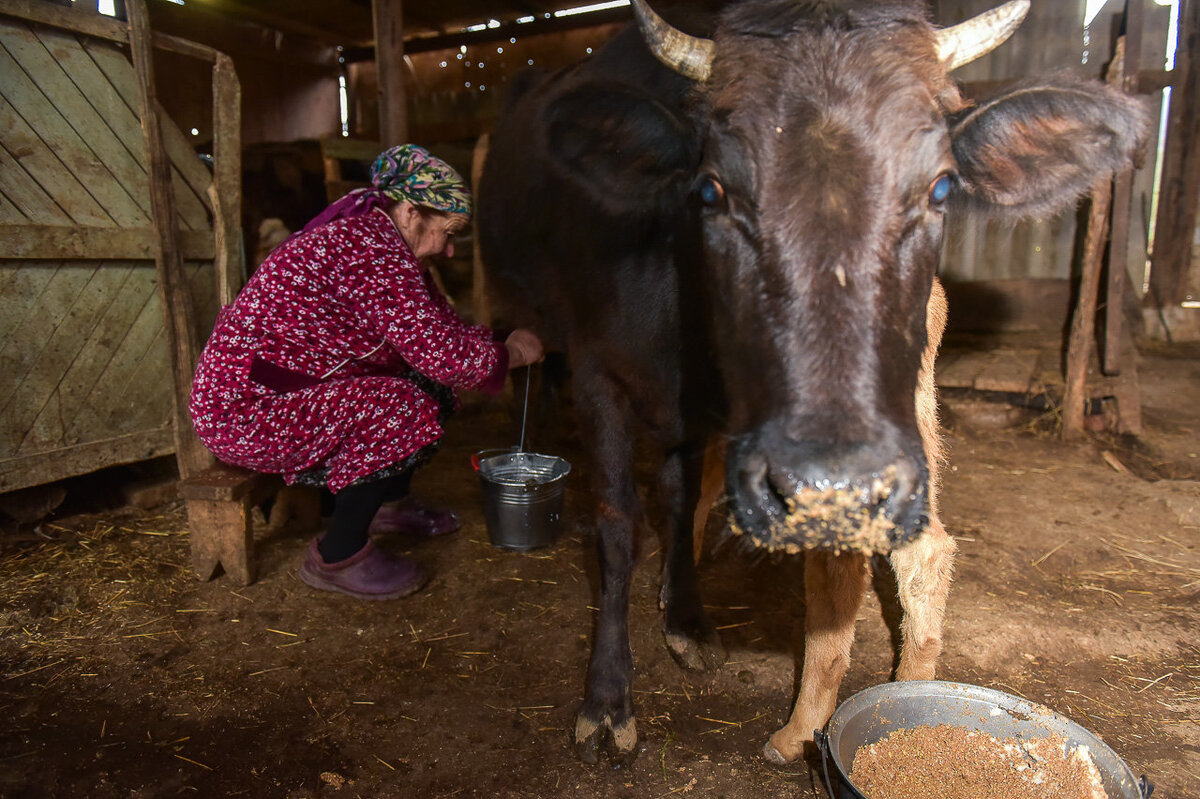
[727,437,929,555]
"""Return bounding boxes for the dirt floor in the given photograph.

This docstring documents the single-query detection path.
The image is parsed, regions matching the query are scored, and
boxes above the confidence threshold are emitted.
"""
[1,341,1198,799]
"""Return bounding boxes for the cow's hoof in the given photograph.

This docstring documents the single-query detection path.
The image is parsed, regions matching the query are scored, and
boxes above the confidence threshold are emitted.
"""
[762,730,804,765]
[663,629,727,672]
[574,714,638,765]
[761,740,790,765]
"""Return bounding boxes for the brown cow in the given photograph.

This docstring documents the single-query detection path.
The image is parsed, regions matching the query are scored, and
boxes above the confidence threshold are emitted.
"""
[479,0,1147,764]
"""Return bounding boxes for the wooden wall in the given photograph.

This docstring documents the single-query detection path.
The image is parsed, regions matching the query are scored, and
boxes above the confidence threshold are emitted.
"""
[146,0,340,148]
[0,12,218,492]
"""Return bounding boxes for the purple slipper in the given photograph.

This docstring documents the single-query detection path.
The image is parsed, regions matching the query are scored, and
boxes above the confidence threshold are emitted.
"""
[368,497,461,538]
[298,539,427,599]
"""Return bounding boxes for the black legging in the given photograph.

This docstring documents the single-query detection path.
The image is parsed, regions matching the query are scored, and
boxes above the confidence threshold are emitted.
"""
[318,470,411,563]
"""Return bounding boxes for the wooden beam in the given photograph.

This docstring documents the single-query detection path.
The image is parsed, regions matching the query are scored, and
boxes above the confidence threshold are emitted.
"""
[127,0,212,479]
[211,53,244,306]
[0,0,222,61]
[345,9,631,61]
[0,427,174,493]
[372,0,407,147]
[0,225,214,260]
[471,132,491,328]
[1103,0,1143,376]
[1064,40,1125,441]
[1149,0,1200,306]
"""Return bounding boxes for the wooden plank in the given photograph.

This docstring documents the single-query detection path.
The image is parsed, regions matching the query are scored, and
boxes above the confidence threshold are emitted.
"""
[933,351,985,389]
[211,52,243,305]
[0,95,114,226]
[1150,0,1199,305]
[0,136,74,226]
[0,426,174,492]
[1103,0,1144,377]
[107,317,171,434]
[127,0,210,479]
[973,348,1041,393]
[13,261,136,454]
[82,38,213,226]
[0,260,95,424]
[46,263,156,438]
[179,462,268,502]
[1065,41,1126,440]
[59,31,215,231]
[0,224,214,259]
[0,0,222,63]
[0,260,54,343]
[16,261,140,453]
[0,38,146,227]
[68,266,164,442]
[0,186,25,222]
[0,21,154,224]
[0,0,126,46]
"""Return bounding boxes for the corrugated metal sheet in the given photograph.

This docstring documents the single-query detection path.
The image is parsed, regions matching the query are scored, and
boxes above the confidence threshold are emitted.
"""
[933,0,1170,288]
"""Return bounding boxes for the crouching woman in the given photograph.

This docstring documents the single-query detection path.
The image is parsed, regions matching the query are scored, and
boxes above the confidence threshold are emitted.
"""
[190,144,542,599]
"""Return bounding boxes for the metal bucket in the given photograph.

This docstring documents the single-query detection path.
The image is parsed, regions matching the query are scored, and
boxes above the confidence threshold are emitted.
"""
[817,680,1153,799]
[472,450,571,551]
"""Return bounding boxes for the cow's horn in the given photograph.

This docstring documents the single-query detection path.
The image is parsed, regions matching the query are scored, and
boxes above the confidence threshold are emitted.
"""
[630,0,715,82]
[935,0,1030,71]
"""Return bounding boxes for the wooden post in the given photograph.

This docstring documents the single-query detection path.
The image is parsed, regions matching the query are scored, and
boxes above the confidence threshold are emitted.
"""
[372,0,407,147]
[126,0,213,478]
[1149,0,1200,306]
[211,52,244,305]
[471,133,491,327]
[1102,0,1143,376]
[1064,39,1126,440]
[1063,180,1113,441]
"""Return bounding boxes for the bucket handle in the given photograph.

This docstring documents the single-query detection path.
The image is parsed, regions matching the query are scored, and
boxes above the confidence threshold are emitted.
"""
[1139,776,1154,799]
[814,729,838,799]
[470,447,517,472]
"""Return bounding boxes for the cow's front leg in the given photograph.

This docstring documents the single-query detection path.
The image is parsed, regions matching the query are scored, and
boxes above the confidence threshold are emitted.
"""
[659,445,726,672]
[890,515,956,680]
[763,551,869,764]
[890,277,956,681]
[573,383,641,765]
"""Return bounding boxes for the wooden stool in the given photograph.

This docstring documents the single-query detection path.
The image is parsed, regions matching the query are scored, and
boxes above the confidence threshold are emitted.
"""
[178,463,282,584]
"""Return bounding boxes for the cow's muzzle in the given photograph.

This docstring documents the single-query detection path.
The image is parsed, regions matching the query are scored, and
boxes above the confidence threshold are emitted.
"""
[727,427,929,555]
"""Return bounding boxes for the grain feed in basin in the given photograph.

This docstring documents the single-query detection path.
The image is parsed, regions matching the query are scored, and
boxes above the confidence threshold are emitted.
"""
[849,724,1109,799]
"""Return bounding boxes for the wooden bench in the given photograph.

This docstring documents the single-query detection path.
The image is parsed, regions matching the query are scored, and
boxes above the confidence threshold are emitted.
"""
[178,463,284,585]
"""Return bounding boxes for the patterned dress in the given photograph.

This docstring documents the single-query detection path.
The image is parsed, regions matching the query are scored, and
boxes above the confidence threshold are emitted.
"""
[189,207,508,493]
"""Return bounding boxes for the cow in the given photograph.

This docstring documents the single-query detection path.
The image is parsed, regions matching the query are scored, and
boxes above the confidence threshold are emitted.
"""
[477,0,1146,766]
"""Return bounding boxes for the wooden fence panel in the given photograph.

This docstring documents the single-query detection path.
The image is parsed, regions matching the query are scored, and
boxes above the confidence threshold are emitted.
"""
[83,37,211,229]
[0,7,224,493]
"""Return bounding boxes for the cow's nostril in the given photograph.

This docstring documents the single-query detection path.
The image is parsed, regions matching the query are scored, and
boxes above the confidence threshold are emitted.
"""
[738,452,788,525]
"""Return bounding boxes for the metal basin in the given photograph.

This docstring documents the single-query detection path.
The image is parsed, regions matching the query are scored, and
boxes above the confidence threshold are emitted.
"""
[818,680,1153,799]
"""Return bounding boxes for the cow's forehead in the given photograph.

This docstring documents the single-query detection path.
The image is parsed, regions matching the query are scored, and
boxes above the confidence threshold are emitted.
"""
[701,21,956,192]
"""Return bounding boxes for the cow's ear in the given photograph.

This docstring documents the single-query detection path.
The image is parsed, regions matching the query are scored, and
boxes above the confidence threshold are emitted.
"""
[949,76,1148,221]
[545,84,697,218]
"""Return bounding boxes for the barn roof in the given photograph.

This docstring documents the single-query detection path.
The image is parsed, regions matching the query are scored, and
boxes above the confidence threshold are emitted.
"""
[189,0,638,50]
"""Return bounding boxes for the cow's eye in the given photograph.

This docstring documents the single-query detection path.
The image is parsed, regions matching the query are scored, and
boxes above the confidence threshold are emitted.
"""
[698,175,726,209]
[929,174,954,206]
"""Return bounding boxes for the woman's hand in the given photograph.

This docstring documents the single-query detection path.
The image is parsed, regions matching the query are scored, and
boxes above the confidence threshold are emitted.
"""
[504,329,545,369]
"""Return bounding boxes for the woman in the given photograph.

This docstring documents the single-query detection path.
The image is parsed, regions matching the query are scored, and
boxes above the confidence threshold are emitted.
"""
[190,144,543,600]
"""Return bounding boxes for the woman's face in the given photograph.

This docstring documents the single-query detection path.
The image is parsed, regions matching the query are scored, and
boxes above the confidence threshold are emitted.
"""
[391,204,469,261]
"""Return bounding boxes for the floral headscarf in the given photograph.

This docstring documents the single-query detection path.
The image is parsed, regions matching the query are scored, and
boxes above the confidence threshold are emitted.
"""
[370,144,472,217]
[295,144,472,238]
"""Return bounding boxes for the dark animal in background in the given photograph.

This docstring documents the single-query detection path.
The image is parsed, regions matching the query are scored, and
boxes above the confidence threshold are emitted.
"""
[478,0,1146,765]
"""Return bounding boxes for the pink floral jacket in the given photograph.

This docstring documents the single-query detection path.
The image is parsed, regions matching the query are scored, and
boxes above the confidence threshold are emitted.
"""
[189,207,507,492]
